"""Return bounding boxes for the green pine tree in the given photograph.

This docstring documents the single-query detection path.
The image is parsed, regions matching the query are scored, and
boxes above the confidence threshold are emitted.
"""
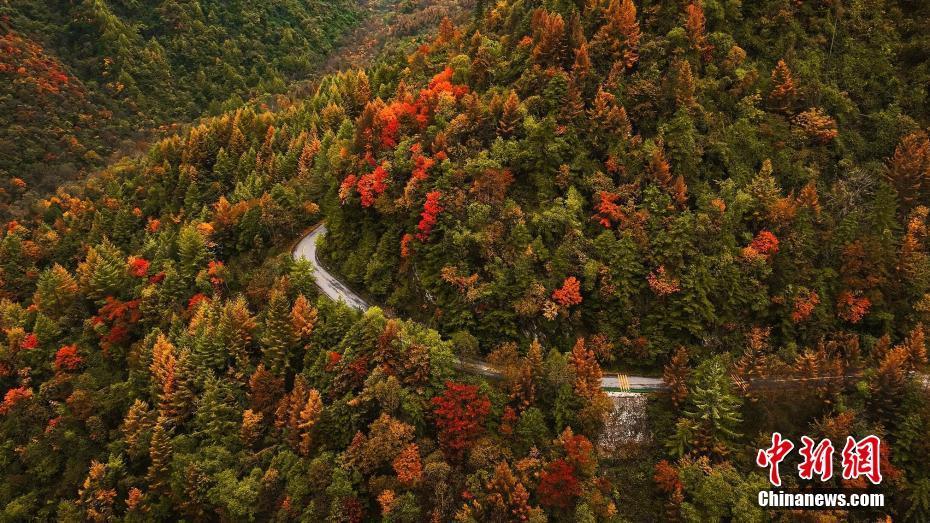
[260,288,294,375]
[674,357,743,458]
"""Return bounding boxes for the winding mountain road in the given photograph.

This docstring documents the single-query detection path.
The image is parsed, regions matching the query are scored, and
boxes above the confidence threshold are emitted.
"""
[293,225,665,392]
[293,225,370,311]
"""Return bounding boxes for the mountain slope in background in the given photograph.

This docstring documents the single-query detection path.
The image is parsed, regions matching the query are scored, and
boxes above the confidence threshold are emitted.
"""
[0,0,360,214]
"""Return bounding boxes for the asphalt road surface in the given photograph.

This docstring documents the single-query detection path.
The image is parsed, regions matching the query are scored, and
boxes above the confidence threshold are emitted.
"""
[292,225,370,312]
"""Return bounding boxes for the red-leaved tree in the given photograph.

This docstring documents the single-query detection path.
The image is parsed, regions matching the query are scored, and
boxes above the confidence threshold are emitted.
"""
[431,381,490,459]
[416,191,443,241]
[357,164,389,207]
[0,387,33,415]
[537,459,581,508]
[54,345,84,373]
[552,276,582,307]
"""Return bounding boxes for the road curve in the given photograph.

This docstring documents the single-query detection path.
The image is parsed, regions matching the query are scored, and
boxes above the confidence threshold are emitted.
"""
[293,225,370,311]
[292,224,665,392]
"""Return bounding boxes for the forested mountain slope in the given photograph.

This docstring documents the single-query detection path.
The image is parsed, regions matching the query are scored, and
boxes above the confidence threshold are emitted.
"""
[1,0,930,520]
[0,61,620,521]
[322,0,930,369]
[0,0,360,215]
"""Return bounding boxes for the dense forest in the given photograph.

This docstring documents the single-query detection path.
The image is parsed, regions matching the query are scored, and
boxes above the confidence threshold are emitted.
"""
[2,0,930,520]
[0,0,360,214]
